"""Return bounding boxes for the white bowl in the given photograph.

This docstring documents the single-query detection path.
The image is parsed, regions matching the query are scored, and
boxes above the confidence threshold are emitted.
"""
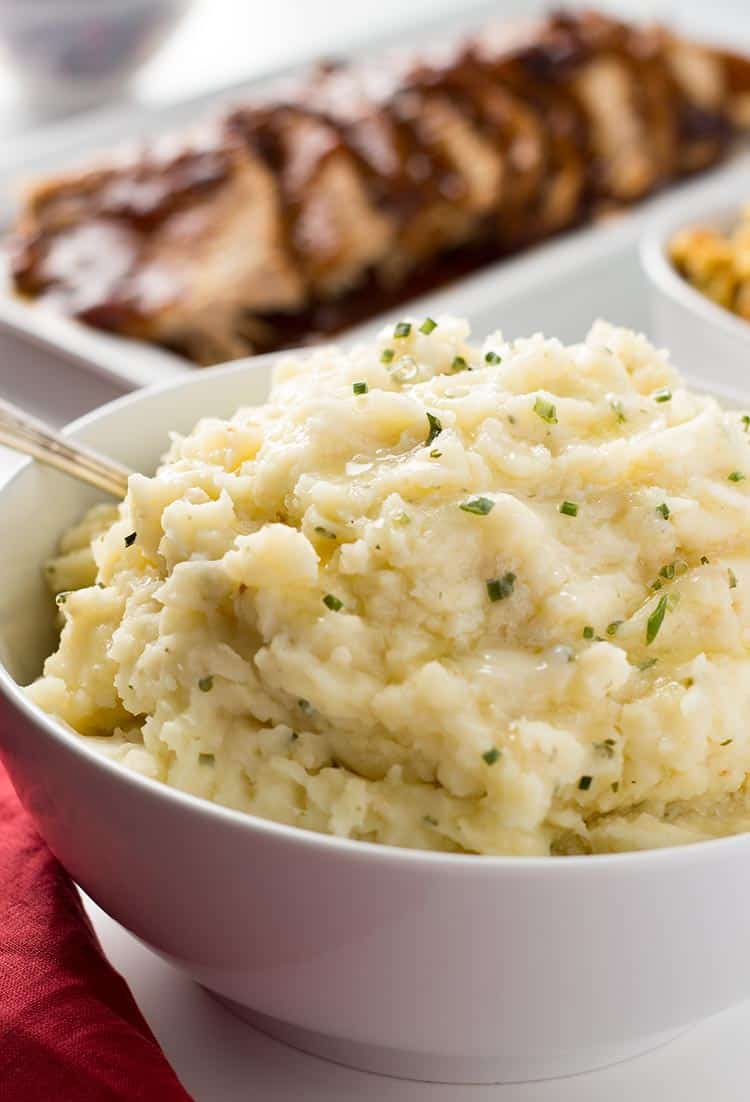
[2,354,750,1085]
[640,182,750,395]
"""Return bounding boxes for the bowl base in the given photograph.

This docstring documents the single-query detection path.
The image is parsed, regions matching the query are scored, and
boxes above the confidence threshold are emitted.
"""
[209,991,691,1085]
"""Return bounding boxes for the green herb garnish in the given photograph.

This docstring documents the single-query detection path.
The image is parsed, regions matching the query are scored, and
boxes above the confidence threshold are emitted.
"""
[451,355,469,373]
[419,317,437,334]
[729,471,746,482]
[298,699,312,714]
[380,348,395,364]
[533,396,557,424]
[606,621,622,636]
[594,738,616,758]
[323,594,344,612]
[55,591,70,605]
[124,532,137,547]
[720,738,733,746]
[198,676,214,692]
[654,388,672,403]
[660,563,675,580]
[700,555,710,565]
[582,625,595,639]
[482,747,501,765]
[199,753,215,765]
[646,595,669,645]
[638,657,658,671]
[729,568,738,589]
[423,814,439,826]
[559,501,579,517]
[460,496,494,516]
[610,398,626,424]
[656,502,670,519]
[578,775,593,791]
[424,412,442,446]
[485,350,501,365]
[429,449,442,459]
[352,381,368,395]
[486,572,516,602]
[394,512,411,526]
[394,321,411,339]
[743,414,750,433]
[314,526,337,539]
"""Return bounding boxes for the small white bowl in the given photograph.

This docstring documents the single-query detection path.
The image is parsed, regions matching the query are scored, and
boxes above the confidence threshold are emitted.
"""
[640,183,750,396]
[2,355,750,1085]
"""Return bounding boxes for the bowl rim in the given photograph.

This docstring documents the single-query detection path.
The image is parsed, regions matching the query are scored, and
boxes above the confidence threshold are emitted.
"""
[3,348,750,874]
[640,188,750,349]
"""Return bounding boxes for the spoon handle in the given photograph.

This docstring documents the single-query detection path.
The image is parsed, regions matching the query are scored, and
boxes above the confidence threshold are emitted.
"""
[0,397,132,499]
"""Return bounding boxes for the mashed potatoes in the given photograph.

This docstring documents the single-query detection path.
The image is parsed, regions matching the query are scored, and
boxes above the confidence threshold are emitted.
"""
[28,318,750,855]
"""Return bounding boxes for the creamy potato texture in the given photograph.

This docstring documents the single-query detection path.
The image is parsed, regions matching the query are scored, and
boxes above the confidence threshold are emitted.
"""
[29,318,750,854]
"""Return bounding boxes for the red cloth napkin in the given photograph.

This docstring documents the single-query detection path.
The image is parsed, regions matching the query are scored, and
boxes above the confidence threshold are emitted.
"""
[0,764,193,1101]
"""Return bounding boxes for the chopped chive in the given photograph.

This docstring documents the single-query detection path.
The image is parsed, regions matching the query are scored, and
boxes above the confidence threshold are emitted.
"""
[606,620,622,636]
[720,738,733,746]
[656,502,670,519]
[654,388,672,403]
[419,317,437,334]
[290,731,299,742]
[646,594,669,645]
[352,381,368,395]
[594,738,616,758]
[533,396,557,424]
[323,593,344,612]
[728,471,746,482]
[459,496,494,516]
[124,531,137,547]
[743,414,750,433]
[729,568,738,589]
[700,555,710,565]
[660,562,675,580]
[486,572,516,602]
[198,675,214,692]
[394,511,411,526]
[423,814,439,826]
[582,625,595,639]
[651,578,663,590]
[298,698,312,714]
[578,775,593,791]
[451,355,469,373]
[380,348,395,364]
[429,449,442,458]
[559,500,579,517]
[199,752,215,765]
[424,412,442,446]
[394,321,411,339]
[638,657,658,671]
[55,591,70,605]
[485,350,501,364]
[482,747,501,765]
[610,398,626,424]
[314,525,337,539]
[612,781,620,793]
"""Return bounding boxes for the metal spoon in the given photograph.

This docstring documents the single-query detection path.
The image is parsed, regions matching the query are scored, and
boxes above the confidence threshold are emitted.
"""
[0,396,131,498]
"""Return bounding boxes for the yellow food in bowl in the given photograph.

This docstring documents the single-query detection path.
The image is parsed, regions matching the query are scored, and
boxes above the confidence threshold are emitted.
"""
[670,205,750,320]
[27,318,750,855]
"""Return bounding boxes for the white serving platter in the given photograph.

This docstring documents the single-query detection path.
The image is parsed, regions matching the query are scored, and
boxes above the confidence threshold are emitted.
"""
[2,1,750,397]
[4,152,750,392]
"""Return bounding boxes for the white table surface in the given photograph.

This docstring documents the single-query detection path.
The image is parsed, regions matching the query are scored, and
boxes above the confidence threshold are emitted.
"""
[80,891,750,1102]
[3,0,750,1096]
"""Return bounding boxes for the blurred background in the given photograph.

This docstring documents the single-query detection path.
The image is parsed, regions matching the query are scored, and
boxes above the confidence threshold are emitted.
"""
[1,0,750,145]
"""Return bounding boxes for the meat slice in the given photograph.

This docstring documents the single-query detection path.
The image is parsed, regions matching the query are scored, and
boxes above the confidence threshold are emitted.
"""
[11,134,306,364]
[228,104,394,299]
